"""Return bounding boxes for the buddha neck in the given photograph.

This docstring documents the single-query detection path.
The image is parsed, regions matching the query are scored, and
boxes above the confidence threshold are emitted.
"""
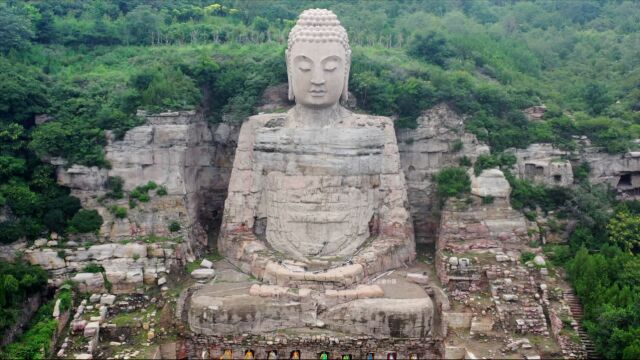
[291,103,343,128]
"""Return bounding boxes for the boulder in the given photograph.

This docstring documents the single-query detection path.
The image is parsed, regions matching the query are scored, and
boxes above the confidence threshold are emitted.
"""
[191,268,215,280]
[34,239,48,247]
[52,299,61,318]
[533,255,546,266]
[471,168,511,198]
[72,272,105,293]
[200,259,213,269]
[83,321,100,338]
[72,320,87,332]
[406,272,430,285]
[100,294,116,306]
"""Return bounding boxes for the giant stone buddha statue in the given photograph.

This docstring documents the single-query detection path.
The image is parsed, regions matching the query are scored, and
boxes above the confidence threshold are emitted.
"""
[188,10,433,341]
[219,9,415,279]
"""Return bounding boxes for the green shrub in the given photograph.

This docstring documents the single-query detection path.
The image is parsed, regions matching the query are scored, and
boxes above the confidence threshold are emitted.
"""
[474,153,517,176]
[57,290,72,312]
[156,186,168,196]
[521,251,536,263]
[169,221,181,233]
[68,209,103,233]
[451,139,464,152]
[106,176,125,199]
[109,206,127,219]
[482,196,495,205]
[434,167,471,199]
[82,263,104,273]
[573,162,591,183]
[459,156,472,167]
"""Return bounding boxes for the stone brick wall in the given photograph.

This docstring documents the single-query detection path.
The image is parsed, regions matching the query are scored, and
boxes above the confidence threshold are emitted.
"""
[183,333,441,359]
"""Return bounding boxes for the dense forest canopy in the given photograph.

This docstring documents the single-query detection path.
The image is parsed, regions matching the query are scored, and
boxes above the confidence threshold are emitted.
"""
[1,1,640,358]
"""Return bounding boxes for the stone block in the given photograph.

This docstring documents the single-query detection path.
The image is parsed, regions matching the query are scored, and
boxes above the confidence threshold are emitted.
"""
[100,294,116,306]
[72,273,105,293]
[406,272,430,284]
[72,320,87,333]
[83,321,100,338]
[200,259,213,269]
[191,268,215,280]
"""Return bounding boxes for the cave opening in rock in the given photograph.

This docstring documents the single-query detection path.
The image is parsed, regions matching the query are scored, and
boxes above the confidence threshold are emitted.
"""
[618,173,632,187]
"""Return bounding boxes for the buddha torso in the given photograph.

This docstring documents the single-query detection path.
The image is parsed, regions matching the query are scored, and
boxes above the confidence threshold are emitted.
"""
[251,109,391,259]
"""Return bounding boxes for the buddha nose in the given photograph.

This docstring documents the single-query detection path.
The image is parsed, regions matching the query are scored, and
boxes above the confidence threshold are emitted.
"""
[311,70,325,86]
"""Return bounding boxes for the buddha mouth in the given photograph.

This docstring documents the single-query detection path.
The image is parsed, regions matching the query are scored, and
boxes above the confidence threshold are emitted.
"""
[309,89,326,97]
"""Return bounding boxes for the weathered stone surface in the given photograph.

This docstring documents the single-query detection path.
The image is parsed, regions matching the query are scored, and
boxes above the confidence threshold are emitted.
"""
[71,273,105,293]
[323,297,433,337]
[523,105,547,121]
[54,111,239,249]
[397,104,490,243]
[471,169,511,198]
[83,321,100,338]
[407,272,430,285]
[582,149,640,197]
[100,294,116,306]
[509,143,573,187]
[191,268,215,280]
[25,250,66,270]
[437,197,529,253]
[444,312,472,329]
[200,259,213,269]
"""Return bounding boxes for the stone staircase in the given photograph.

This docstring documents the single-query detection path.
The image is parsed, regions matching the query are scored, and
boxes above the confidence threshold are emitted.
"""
[564,289,598,359]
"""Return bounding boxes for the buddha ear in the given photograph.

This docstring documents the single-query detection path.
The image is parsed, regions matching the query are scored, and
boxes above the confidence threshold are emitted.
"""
[286,49,294,101]
[341,62,350,103]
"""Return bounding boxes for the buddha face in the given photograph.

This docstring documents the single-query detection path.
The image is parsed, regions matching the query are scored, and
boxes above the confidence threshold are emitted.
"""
[287,41,347,108]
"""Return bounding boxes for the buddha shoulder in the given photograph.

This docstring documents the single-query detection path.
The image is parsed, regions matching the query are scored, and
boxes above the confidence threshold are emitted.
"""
[344,111,395,129]
[242,113,288,130]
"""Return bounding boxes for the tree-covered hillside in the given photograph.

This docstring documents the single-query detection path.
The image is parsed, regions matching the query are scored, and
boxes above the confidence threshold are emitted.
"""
[1,1,640,358]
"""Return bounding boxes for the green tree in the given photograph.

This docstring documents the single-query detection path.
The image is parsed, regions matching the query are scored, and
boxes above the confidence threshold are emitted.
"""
[607,210,640,253]
[124,5,162,45]
[68,209,103,233]
[0,3,34,53]
[434,167,471,199]
[408,31,452,67]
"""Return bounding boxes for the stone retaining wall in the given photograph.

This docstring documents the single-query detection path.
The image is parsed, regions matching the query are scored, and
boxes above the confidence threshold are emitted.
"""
[184,334,441,359]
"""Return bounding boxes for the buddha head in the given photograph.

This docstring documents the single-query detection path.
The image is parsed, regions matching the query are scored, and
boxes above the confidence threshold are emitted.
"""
[286,9,351,108]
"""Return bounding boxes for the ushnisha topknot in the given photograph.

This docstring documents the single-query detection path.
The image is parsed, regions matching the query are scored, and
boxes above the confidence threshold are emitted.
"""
[287,8,351,58]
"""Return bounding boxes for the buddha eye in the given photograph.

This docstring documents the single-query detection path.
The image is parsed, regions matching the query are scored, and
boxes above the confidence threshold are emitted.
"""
[324,61,338,71]
[298,61,311,72]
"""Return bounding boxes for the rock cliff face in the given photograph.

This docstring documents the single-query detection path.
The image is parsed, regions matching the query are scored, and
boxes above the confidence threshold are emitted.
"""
[55,111,238,248]
[27,111,239,293]
[582,148,640,197]
[397,104,489,244]
[509,143,573,187]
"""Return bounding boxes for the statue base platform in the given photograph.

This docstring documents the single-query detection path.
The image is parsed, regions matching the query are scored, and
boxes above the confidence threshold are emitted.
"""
[184,260,435,339]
